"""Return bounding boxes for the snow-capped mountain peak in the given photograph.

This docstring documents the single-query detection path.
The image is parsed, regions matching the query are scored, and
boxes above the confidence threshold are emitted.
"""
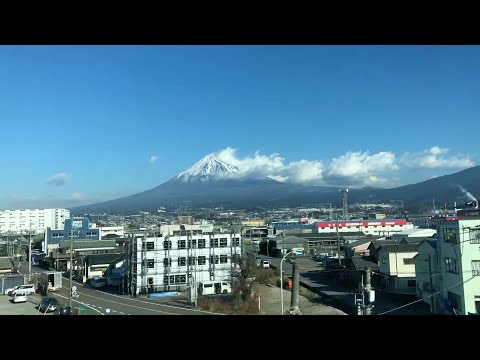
[176,154,239,182]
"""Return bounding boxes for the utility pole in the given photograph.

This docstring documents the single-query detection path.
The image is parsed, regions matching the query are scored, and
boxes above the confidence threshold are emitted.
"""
[289,260,302,315]
[69,230,74,309]
[428,254,436,314]
[335,214,341,267]
[364,267,374,315]
[28,223,32,283]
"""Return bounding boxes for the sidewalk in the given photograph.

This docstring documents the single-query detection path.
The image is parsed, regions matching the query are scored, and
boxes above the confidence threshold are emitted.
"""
[256,284,346,315]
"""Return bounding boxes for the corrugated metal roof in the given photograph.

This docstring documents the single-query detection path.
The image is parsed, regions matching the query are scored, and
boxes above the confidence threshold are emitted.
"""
[351,256,379,271]
[381,244,419,253]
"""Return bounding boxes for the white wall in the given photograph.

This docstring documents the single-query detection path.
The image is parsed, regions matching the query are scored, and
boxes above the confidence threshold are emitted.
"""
[0,208,70,234]
[445,219,480,314]
[379,250,418,277]
[99,226,125,239]
[134,233,242,294]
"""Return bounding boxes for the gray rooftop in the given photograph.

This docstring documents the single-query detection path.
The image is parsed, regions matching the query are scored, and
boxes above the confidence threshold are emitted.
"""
[351,256,379,271]
[59,240,117,249]
[343,238,373,249]
[370,239,398,250]
[381,244,420,253]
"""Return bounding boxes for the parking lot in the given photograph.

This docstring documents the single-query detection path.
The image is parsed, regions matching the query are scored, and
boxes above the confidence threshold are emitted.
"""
[0,293,52,315]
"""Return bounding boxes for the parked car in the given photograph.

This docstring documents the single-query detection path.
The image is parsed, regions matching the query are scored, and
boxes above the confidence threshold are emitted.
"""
[260,260,270,268]
[11,291,28,303]
[53,306,73,315]
[89,277,108,288]
[39,297,61,313]
[6,284,36,296]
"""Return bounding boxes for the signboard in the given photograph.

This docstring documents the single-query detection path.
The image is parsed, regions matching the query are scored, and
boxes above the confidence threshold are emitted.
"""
[71,220,83,229]
[317,219,407,228]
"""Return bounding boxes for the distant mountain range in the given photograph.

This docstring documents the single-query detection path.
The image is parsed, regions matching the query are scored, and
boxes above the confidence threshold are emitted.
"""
[70,154,480,214]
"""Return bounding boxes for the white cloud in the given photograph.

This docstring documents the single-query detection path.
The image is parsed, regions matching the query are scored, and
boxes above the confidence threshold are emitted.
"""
[325,151,397,186]
[212,148,395,187]
[401,146,474,169]
[149,155,159,164]
[46,173,69,186]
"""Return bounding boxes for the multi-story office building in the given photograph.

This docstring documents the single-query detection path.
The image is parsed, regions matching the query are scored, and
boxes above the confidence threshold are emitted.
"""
[0,208,70,234]
[126,230,242,296]
[44,217,100,254]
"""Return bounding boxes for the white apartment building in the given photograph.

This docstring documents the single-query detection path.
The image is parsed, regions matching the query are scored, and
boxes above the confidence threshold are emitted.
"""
[434,211,480,315]
[0,208,70,234]
[129,230,242,296]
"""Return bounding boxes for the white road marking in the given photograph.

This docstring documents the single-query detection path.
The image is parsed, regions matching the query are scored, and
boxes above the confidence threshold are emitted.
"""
[62,276,219,315]
[119,312,125,314]
[52,293,104,315]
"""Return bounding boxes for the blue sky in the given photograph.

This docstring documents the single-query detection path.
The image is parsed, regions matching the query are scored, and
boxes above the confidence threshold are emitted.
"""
[0,45,479,208]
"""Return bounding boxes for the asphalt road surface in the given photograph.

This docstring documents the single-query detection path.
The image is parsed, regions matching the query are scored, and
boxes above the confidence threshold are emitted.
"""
[17,262,216,315]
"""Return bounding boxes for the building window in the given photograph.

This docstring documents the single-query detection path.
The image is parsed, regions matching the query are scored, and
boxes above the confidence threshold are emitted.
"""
[407,280,416,287]
[163,258,172,267]
[163,275,174,285]
[178,240,186,249]
[147,259,154,269]
[211,238,219,247]
[163,240,172,250]
[443,228,458,244]
[188,256,195,266]
[178,257,186,267]
[197,256,206,265]
[220,255,228,264]
[146,242,155,250]
[403,258,415,265]
[382,257,387,264]
[210,255,219,264]
[148,277,154,287]
[447,291,462,312]
[234,238,240,246]
[174,274,186,284]
[188,239,197,249]
[220,238,227,247]
[470,228,480,244]
[472,260,480,276]
[445,257,459,274]
[198,239,206,249]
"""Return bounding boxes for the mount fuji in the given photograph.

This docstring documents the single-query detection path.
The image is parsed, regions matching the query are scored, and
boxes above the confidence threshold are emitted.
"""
[69,153,480,213]
[175,154,239,183]
[70,153,336,213]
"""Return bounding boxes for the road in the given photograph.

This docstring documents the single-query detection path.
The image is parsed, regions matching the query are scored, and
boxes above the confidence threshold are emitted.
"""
[266,256,431,315]
[17,262,216,315]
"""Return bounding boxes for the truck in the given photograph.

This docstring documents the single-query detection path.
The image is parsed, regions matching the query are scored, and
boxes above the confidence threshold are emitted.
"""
[38,271,63,293]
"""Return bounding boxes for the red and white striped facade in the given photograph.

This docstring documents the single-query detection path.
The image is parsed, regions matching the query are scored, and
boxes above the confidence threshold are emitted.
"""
[313,219,415,236]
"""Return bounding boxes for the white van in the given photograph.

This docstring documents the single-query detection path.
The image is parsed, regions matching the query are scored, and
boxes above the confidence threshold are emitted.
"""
[9,284,36,296]
[11,291,28,303]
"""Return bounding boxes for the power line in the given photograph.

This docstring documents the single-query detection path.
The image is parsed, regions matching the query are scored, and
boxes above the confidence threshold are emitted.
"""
[377,274,477,315]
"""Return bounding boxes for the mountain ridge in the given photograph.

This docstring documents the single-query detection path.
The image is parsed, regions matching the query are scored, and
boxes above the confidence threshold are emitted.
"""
[69,156,480,213]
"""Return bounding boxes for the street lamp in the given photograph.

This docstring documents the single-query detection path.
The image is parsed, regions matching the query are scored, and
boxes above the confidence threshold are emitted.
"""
[28,222,33,283]
[280,250,294,315]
